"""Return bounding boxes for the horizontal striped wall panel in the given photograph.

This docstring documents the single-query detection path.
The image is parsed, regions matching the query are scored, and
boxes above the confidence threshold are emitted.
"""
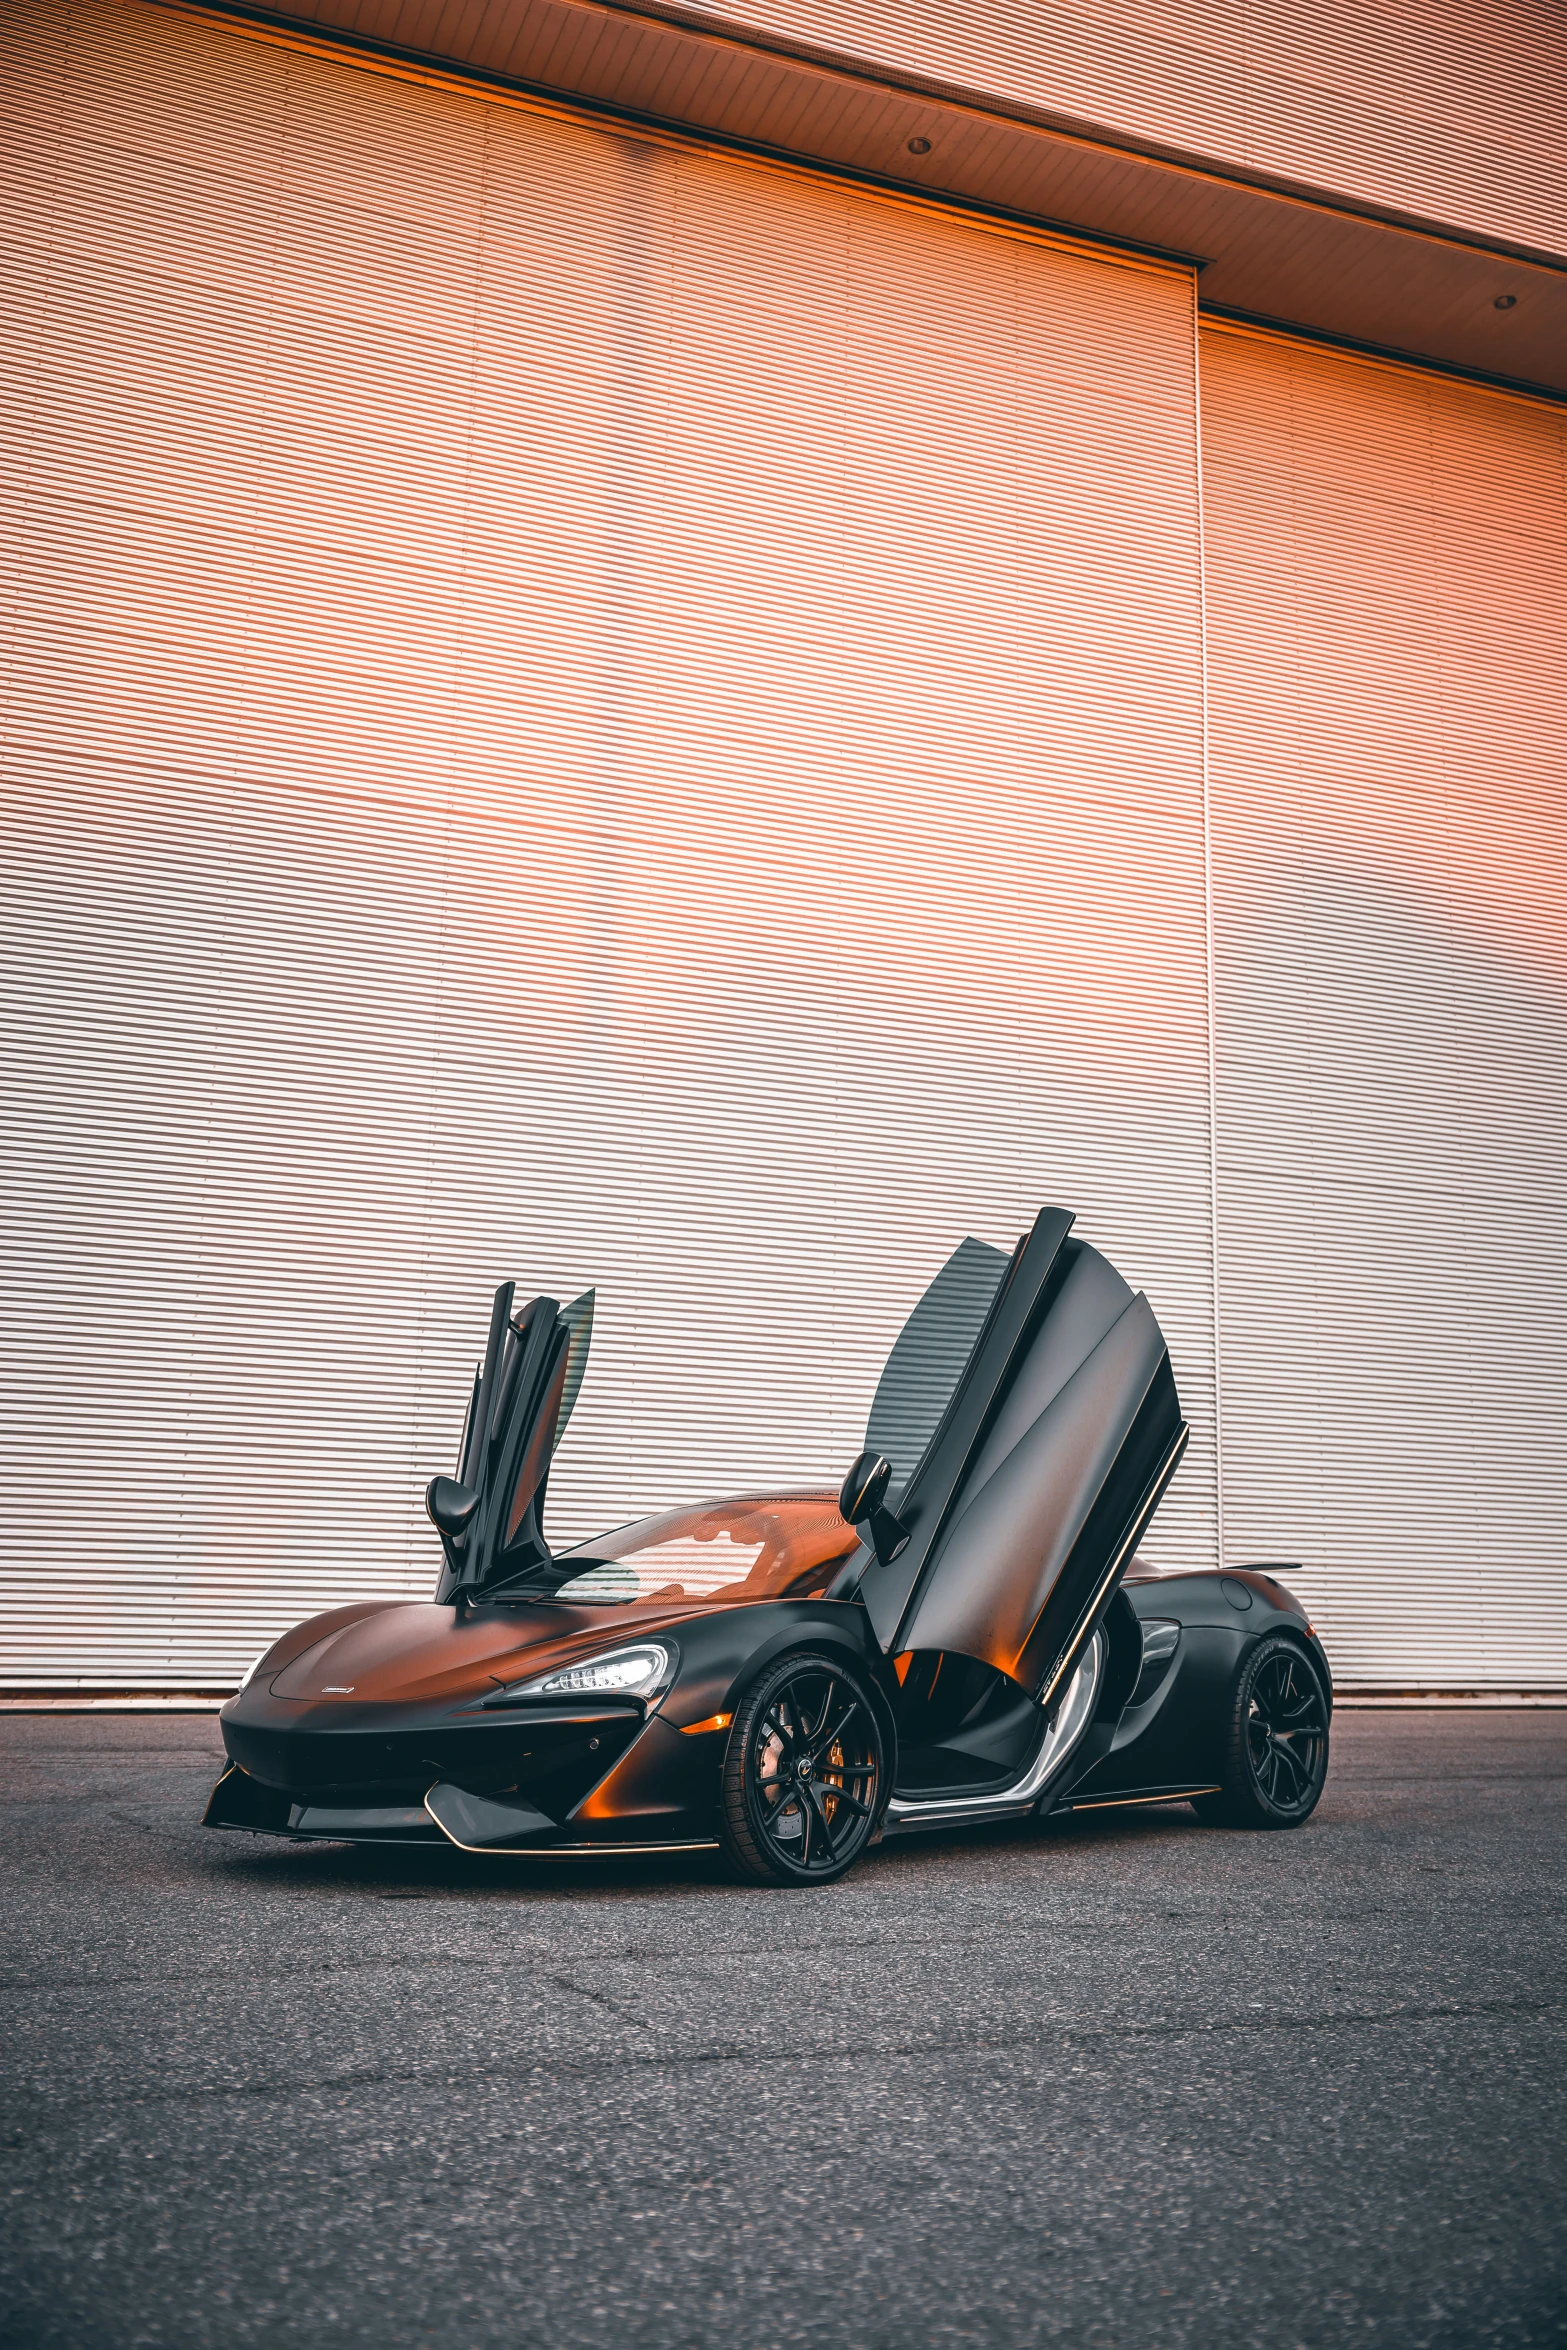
[1201,321,1567,1688]
[0,0,1214,1686]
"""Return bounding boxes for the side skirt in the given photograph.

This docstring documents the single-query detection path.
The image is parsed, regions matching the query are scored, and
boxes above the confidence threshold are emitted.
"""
[1059,1785,1222,1814]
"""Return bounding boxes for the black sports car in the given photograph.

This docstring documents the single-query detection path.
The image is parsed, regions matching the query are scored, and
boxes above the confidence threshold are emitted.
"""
[207,1207,1332,1883]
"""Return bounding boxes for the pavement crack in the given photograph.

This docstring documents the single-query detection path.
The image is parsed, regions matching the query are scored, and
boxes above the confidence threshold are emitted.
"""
[543,1970,655,2033]
[12,1992,1561,2124]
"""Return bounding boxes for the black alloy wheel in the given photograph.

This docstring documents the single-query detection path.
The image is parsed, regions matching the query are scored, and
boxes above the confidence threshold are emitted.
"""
[1194,1634,1330,1829]
[719,1651,884,1886]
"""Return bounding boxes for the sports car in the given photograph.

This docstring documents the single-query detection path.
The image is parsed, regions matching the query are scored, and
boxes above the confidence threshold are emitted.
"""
[207,1206,1332,1883]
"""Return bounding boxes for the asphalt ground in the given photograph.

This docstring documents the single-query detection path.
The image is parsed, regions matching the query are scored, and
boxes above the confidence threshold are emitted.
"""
[1,1710,1563,2350]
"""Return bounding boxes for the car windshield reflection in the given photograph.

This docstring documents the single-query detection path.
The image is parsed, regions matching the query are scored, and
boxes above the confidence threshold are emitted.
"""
[550,1492,857,1605]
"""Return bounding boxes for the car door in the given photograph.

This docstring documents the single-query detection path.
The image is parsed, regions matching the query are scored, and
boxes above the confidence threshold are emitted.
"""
[437,1283,595,1601]
[855,1208,1187,1707]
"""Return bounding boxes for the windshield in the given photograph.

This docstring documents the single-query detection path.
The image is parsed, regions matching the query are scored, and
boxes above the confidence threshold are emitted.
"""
[549,1492,858,1606]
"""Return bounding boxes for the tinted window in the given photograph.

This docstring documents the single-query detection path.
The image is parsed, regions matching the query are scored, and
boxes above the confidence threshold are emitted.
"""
[552,1492,857,1605]
[864,1235,1011,1491]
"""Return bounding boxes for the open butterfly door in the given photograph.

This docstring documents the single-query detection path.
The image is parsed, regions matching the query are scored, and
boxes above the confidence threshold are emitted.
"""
[430,1284,595,1603]
[852,1209,1188,1706]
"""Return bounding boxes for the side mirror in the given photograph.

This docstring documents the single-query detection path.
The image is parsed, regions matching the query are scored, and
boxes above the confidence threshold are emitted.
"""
[837,1450,910,1567]
[839,1450,891,1524]
[426,1476,480,1550]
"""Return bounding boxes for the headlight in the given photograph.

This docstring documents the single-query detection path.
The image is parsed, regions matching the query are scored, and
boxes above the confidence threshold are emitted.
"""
[237,1647,271,1692]
[495,1641,674,1706]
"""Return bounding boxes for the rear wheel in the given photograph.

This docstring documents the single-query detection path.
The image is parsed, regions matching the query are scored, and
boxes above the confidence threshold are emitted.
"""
[719,1651,884,1886]
[1193,1635,1330,1828]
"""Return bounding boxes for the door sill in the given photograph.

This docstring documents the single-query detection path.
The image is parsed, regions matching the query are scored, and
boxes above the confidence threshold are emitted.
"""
[884,1631,1105,1832]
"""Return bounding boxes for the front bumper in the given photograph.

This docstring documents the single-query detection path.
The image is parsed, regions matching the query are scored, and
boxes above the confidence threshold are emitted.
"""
[208,1686,722,1851]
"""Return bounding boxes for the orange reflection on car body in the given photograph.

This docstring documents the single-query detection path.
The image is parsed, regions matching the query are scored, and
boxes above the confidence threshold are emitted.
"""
[554,1490,858,1606]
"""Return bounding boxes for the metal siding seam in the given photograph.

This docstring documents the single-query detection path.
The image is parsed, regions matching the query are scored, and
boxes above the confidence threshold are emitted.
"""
[1193,255,1224,1574]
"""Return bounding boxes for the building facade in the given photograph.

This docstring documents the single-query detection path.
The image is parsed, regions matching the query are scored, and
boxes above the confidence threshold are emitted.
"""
[3,0,1565,1687]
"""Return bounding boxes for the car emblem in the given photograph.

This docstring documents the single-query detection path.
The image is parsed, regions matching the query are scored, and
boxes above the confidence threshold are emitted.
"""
[323,1685,355,1693]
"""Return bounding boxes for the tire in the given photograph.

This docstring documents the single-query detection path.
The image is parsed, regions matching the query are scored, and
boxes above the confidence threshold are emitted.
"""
[718,1650,885,1887]
[1192,1634,1330,1829]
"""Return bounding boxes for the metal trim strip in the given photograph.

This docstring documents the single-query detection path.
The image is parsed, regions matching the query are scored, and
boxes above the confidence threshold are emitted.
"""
[1065,1786,1220,1811]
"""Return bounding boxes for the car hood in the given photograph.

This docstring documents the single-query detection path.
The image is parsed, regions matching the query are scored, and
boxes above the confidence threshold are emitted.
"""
[265,1595,721,1709]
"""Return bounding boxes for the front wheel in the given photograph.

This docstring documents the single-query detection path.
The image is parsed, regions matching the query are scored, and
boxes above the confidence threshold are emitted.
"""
[1193,1635,1330,1828]
[719,1651,885,1886]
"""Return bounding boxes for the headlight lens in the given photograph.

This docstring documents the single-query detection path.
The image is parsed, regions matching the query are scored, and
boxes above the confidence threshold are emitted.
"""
[237,1647,271,1692]
[503,1641,673,1704]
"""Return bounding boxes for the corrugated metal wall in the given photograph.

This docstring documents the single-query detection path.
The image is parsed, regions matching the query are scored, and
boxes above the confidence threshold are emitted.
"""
[1201,321,1567,1687]
[638,0,1567,259]
[0,0,1215,1687]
